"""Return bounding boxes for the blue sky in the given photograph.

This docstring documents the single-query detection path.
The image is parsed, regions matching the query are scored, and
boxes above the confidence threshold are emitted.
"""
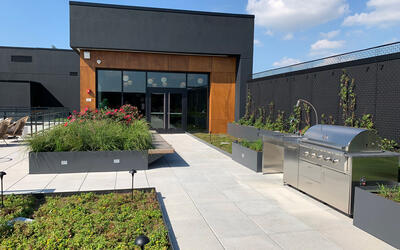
[1,0,399,73]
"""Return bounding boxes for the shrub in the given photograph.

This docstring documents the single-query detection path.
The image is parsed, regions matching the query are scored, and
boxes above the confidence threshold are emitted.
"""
[29,119,153,152]
[68,104,142,126]
[378,184,400,203]
[239,139,263,152]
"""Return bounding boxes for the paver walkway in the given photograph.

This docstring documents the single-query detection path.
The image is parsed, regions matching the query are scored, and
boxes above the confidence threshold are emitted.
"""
[0,134,395,250]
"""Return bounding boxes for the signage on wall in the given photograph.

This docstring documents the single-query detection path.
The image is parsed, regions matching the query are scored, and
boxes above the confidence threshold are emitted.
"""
[83,51,90,59]
[86,98,92,102]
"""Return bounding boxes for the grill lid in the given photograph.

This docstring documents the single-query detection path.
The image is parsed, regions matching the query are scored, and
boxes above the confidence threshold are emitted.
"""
[302,125,380,152]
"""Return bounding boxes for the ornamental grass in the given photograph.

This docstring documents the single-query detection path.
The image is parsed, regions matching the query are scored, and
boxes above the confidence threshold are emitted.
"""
[29,118,153,152]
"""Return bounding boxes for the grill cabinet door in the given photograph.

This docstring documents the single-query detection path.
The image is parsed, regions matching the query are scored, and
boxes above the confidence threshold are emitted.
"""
[321,167,351,214]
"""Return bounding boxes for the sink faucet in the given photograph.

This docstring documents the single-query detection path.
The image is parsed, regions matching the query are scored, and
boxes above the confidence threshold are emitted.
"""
[296,99,319,125]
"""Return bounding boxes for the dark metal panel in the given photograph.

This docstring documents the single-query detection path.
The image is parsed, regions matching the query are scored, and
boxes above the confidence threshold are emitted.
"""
[346,64,377,118]
[69,3,253,58]
[0,81,30,107]
[247,57,400,142]
[376,60,400,140]
[0,47,80,110]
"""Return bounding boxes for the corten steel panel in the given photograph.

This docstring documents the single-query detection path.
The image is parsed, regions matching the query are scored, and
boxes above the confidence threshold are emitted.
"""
[80,50,236,133]
[376,61,400,141]
[0,47,80,110]
[70,2,254,120]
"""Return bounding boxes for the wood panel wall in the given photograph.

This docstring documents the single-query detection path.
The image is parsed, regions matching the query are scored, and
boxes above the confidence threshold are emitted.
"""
[80,50,236,133]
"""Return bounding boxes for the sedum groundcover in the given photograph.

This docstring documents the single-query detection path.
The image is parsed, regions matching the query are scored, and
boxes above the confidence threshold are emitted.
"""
[0,191,170,249]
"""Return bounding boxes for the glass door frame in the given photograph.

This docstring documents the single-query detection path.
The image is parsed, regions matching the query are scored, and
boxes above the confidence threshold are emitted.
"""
[146,88,187,133]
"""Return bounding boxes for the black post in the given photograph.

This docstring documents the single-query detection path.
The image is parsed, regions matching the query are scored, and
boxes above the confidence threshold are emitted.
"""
[0,171,6,208]
[134,235,150,250]
[129,169,137,200]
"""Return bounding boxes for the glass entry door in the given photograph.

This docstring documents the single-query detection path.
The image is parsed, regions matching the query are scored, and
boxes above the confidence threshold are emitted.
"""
[147,90,186,132]
[150,93,165,129]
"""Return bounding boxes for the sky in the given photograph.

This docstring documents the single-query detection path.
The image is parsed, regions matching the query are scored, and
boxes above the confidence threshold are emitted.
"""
[0,0,399,73]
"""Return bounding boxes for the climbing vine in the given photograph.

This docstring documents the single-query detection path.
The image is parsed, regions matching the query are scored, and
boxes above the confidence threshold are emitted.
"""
[339,70,356,126]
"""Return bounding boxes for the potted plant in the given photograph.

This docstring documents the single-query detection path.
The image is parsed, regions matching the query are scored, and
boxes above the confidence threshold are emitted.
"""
[28,105,153,174]
[231,139,263,172]
[353,185,400,249]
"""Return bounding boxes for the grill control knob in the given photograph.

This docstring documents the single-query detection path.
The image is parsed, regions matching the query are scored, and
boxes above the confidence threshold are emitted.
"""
[304,151,310,156]
[324,156,331,161]
[333,159,339,164]
[311,153,316,158]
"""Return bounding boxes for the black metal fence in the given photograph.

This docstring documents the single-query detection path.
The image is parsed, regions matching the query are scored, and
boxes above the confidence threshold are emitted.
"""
[253,42,400,78]
[0,107,71,136]
[247,50,400,142]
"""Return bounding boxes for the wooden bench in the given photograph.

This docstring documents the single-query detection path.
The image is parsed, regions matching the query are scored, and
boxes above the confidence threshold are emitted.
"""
[148,131,175,164]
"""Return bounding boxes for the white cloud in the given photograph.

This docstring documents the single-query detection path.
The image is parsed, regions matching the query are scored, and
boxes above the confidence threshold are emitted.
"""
[320,30,341,39]
[343,0,400,27]
[246,0,349,32]
[265,30,274,36]
[283,33,294,40]
[254,39,263,46]
[310,39,345,56]
[311,39,345,50]
[273,57,301,67]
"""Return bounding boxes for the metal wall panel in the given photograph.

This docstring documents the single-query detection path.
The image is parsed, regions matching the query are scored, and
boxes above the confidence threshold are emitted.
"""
[248,57,400,142]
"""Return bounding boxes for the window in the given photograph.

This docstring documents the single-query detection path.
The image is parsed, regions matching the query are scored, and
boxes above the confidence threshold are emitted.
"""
[122,71,146,113]
[97,70,122,109]
[188,74,208,88]
[147,72,186,88]
[122,71,146,93]
[187,73,209,131]
[11,55,32,63]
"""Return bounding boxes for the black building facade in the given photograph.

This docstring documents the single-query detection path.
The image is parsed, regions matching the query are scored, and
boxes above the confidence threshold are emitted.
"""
[0,46,80,110]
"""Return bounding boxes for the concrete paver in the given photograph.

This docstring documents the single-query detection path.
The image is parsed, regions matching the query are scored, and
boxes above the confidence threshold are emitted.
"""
[0,135,396,250]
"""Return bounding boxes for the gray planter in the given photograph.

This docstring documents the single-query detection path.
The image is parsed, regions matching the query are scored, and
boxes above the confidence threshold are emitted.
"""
[29,151,148,174]
[232,141,262,172]
[227,123,260,141]
[6,188,174,250]
[353,187,400,249]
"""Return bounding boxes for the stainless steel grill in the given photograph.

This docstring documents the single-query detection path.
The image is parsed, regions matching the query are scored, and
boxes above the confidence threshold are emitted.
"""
[284,124,399,215]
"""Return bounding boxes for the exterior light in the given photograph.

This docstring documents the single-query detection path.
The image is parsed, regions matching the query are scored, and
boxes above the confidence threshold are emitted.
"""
[86,89,92,94]
[129,169,137,200]
[96,59,102,65]
[134,234,150,250]
[0,171,6,208]
[296,99,318,125]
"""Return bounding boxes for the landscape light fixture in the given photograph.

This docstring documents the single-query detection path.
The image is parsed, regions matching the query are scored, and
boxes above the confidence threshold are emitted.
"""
[0,171,6,208]
[296,99,319,125]
[134,234,150,250]
[129,169,137,200]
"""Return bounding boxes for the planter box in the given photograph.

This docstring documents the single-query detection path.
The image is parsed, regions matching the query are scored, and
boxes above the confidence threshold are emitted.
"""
[353,187,400,248]
[258,128,284,137]
[5,188,174,250]
[232,141,262,172]
[29,151,148,174]
[227,123,260,141]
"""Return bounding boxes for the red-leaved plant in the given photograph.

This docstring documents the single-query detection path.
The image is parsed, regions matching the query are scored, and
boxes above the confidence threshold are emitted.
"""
[65,105,143,126]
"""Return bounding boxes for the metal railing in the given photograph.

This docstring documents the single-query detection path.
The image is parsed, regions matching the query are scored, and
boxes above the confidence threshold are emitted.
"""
[253,41,400,79]
[0,107,71,136]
